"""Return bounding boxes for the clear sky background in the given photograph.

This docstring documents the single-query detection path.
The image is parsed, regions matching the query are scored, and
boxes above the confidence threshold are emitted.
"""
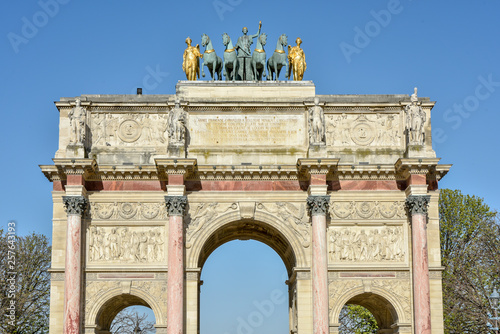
[1,0,499,333]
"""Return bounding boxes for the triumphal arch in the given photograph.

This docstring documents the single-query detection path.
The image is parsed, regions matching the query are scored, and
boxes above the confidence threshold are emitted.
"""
[42,78,450,333]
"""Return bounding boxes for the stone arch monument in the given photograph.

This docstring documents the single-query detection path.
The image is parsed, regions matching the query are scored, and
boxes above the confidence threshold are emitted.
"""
[41,81,450,334]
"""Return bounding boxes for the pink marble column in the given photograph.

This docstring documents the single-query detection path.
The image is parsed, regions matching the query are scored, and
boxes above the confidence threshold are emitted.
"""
[406,195,431,334]
[165,196,187,334]
[308,196,330,334]
[62,196,87,334]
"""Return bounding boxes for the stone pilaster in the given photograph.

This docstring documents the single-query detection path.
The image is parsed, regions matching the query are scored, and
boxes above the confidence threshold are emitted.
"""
[62,196,87,334]
[307,195,330,334]
[165,196,187,334]
[406,195,431,334]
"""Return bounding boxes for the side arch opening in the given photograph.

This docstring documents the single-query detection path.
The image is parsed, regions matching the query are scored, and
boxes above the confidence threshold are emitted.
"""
[337,292,401,334]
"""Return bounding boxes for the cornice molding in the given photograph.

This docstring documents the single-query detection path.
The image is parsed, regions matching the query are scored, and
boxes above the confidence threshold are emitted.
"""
[297,158,339,176]
[40,158,452,183]
[395,158,451,181]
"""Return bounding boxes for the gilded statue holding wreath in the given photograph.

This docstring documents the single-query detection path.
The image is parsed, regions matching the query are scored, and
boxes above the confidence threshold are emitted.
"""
[287,37,306,81]
[182,37,203,81]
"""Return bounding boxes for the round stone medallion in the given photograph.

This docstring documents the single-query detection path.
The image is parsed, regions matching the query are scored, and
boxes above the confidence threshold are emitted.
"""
[351,122,375,146]
[118,120,142,143]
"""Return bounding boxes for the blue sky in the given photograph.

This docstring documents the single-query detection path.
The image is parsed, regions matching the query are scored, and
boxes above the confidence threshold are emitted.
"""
[1,0,499,332]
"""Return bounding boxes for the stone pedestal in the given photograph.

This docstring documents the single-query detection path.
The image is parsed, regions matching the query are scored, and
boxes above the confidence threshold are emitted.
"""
[406,195,432,334]
[66,144,86,158]
[62,196,87,334]
[168,142,186,158]
[165,196,188,334]
[307,196,330,334]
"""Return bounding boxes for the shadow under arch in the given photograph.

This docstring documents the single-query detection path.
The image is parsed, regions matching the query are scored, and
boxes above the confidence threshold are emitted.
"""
[87,287,165,332]
[331,286,410,332]
[188,209,308,276]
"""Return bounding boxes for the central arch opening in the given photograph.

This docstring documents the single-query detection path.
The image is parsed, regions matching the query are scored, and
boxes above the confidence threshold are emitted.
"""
[201,240,288,334]
[197,219,299,334]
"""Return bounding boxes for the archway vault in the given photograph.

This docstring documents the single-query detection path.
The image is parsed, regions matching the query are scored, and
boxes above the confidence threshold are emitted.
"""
[186,209,309,276]
[330,285,411,330]
[87,286,165,330]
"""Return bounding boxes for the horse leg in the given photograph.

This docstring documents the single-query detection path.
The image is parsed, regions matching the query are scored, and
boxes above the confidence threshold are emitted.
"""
[267,60,272,80]
[217,61,222,81]
[232,60,237,80]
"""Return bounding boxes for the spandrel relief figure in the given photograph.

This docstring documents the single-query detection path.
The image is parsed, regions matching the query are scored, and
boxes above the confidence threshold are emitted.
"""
[68,98,86,145]
[405,87,426,145]
[168,99,187,144]
[308,97,325,145]
[106,114,119,145]
[92,113,105,145]
[142,114,153,142]
[183,37,203,81]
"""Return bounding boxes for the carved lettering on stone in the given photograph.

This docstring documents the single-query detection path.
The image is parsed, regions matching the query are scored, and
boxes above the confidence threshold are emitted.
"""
[257,202,310,248]
[185,202,238,248]
[328,226,406,263]
[90,202,167,221]
[88,226,165,263]
[329,201,406,220]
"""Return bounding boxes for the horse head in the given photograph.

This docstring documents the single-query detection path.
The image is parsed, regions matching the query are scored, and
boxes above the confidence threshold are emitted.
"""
[201,33,209,47]
[259,33,267,47]
[280,34,288,48]
[222,32,230,47]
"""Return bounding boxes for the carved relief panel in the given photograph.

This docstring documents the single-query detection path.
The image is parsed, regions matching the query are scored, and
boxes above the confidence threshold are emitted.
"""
[90,201,168,221]
[325,113,403,148]
[87,226,165,264]
[257,202,310,248]
[185,202,239,248]
[329,201,406,221]
[89,113,169,147]
[328,226,407,264]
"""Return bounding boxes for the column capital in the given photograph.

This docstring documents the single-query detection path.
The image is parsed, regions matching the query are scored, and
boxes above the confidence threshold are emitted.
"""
[165,196,188,216]
[307,195,330,216]
[62,196,87,215]
[405,195,430,215]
